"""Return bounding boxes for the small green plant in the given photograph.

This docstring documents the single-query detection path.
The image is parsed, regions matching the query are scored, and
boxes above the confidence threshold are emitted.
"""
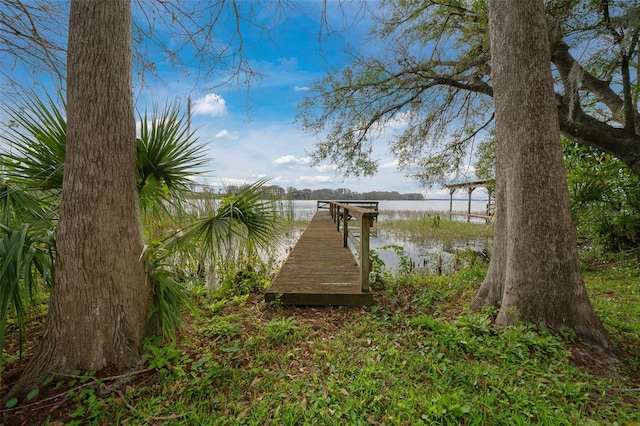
[429,213,441,228]
[379,244,415,275]
[207,298,227,313]
[201,315,241,341]
[65,373,109,425]
[216,264,271,299]
[369,249,391,289]
[143,245,192,340]
[423,392,471,423]
[231,294,250,306]
[142,339,191,378]
[265,318,299,346]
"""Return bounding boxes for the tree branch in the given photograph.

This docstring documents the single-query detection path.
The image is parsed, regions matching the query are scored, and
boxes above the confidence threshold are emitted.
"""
[557,96,640,175]
[551,40,625,121]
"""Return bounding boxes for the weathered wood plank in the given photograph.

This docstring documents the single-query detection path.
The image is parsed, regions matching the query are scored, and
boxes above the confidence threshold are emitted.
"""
[264,211,373,306]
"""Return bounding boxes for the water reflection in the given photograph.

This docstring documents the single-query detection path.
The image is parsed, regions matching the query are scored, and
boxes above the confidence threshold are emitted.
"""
[370,228,491,274]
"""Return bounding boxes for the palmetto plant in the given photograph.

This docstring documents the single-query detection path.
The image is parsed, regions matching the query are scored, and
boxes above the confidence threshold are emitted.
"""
[2,94,66,193]
[171,180,282,256]
[0,94,61,372]
[0,92,282,352]
[0,222,54,363]
[137,102,208,217]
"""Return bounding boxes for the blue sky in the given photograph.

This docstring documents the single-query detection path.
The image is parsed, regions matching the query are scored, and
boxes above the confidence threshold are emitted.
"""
[2,1,483,199]
[131,1,457,197]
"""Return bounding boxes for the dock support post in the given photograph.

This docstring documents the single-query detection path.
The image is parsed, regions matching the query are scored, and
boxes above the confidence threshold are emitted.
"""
[343,208,349,248]
[449,188,455,219]
[466,187,476,223]
[360,215,371,292]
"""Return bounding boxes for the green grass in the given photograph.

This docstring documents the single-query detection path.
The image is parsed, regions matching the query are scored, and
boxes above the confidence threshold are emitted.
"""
[4,257,638,425]
[583,255,640,374]
[379,213,493,248]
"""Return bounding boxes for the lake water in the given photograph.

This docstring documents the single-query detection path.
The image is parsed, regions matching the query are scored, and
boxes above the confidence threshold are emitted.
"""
[280,199,492,273]
[288,199,490,222]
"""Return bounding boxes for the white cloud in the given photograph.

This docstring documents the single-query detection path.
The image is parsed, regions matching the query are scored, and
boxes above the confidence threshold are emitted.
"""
[273,155,312,166]
[215,129,238,140]
[313,164,337,173]
[380,159,399,169]
[296,175,334,184]
[294,86,310,91]
[271,176,290,184]
[192,93,228,117]
[273,155,297,165]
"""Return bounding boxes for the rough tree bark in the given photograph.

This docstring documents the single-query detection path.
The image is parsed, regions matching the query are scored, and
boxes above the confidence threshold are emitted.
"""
[471,0,610,348]
[6,0,151,397]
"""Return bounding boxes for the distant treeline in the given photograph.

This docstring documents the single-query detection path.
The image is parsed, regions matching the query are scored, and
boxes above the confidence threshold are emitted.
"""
[192,183,425,200]
[264,185,424,201]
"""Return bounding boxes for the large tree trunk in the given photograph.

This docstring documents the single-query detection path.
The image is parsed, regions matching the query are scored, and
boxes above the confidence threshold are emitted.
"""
[470,156,506,308]
[473,0,610,347]
[7,0,151,397]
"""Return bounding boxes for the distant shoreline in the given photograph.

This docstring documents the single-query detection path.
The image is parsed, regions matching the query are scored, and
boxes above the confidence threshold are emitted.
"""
[421,198,488,202]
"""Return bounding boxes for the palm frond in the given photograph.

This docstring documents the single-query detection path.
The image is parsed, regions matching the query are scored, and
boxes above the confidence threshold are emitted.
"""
[137,102,208,213]
[142,245,192,341]
[570,178,616,207]
[165,178,282,258]
[0,177,51,227]
[214,179,282,252]
[1,92,66,192]
[0,223,54,370]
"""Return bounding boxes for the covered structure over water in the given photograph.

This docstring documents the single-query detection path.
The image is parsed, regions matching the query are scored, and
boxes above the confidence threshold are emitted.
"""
[444,179,494,221]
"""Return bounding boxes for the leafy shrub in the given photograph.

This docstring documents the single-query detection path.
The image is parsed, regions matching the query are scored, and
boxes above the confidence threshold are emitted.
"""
[564,139,640,253]
[200,315,241,340]
[217,266,270,299]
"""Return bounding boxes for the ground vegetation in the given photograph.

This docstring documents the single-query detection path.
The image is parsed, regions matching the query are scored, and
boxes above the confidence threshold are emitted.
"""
[0,233,637,424]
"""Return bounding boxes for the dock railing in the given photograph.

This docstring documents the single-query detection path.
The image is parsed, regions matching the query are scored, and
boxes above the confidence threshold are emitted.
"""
[317,200,379,292]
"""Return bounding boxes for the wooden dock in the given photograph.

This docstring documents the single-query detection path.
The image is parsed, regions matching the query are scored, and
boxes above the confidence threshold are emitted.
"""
[264,207,375,306]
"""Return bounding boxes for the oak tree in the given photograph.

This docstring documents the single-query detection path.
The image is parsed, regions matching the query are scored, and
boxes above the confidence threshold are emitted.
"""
[476,0,609,347]
[298,0,640,184]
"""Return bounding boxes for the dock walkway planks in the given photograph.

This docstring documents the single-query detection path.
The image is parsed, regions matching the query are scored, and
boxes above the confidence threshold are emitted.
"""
[264,210,373,306]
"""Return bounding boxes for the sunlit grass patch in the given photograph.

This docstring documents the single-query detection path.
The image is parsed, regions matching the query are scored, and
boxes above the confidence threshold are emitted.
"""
[378,213,493,246]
